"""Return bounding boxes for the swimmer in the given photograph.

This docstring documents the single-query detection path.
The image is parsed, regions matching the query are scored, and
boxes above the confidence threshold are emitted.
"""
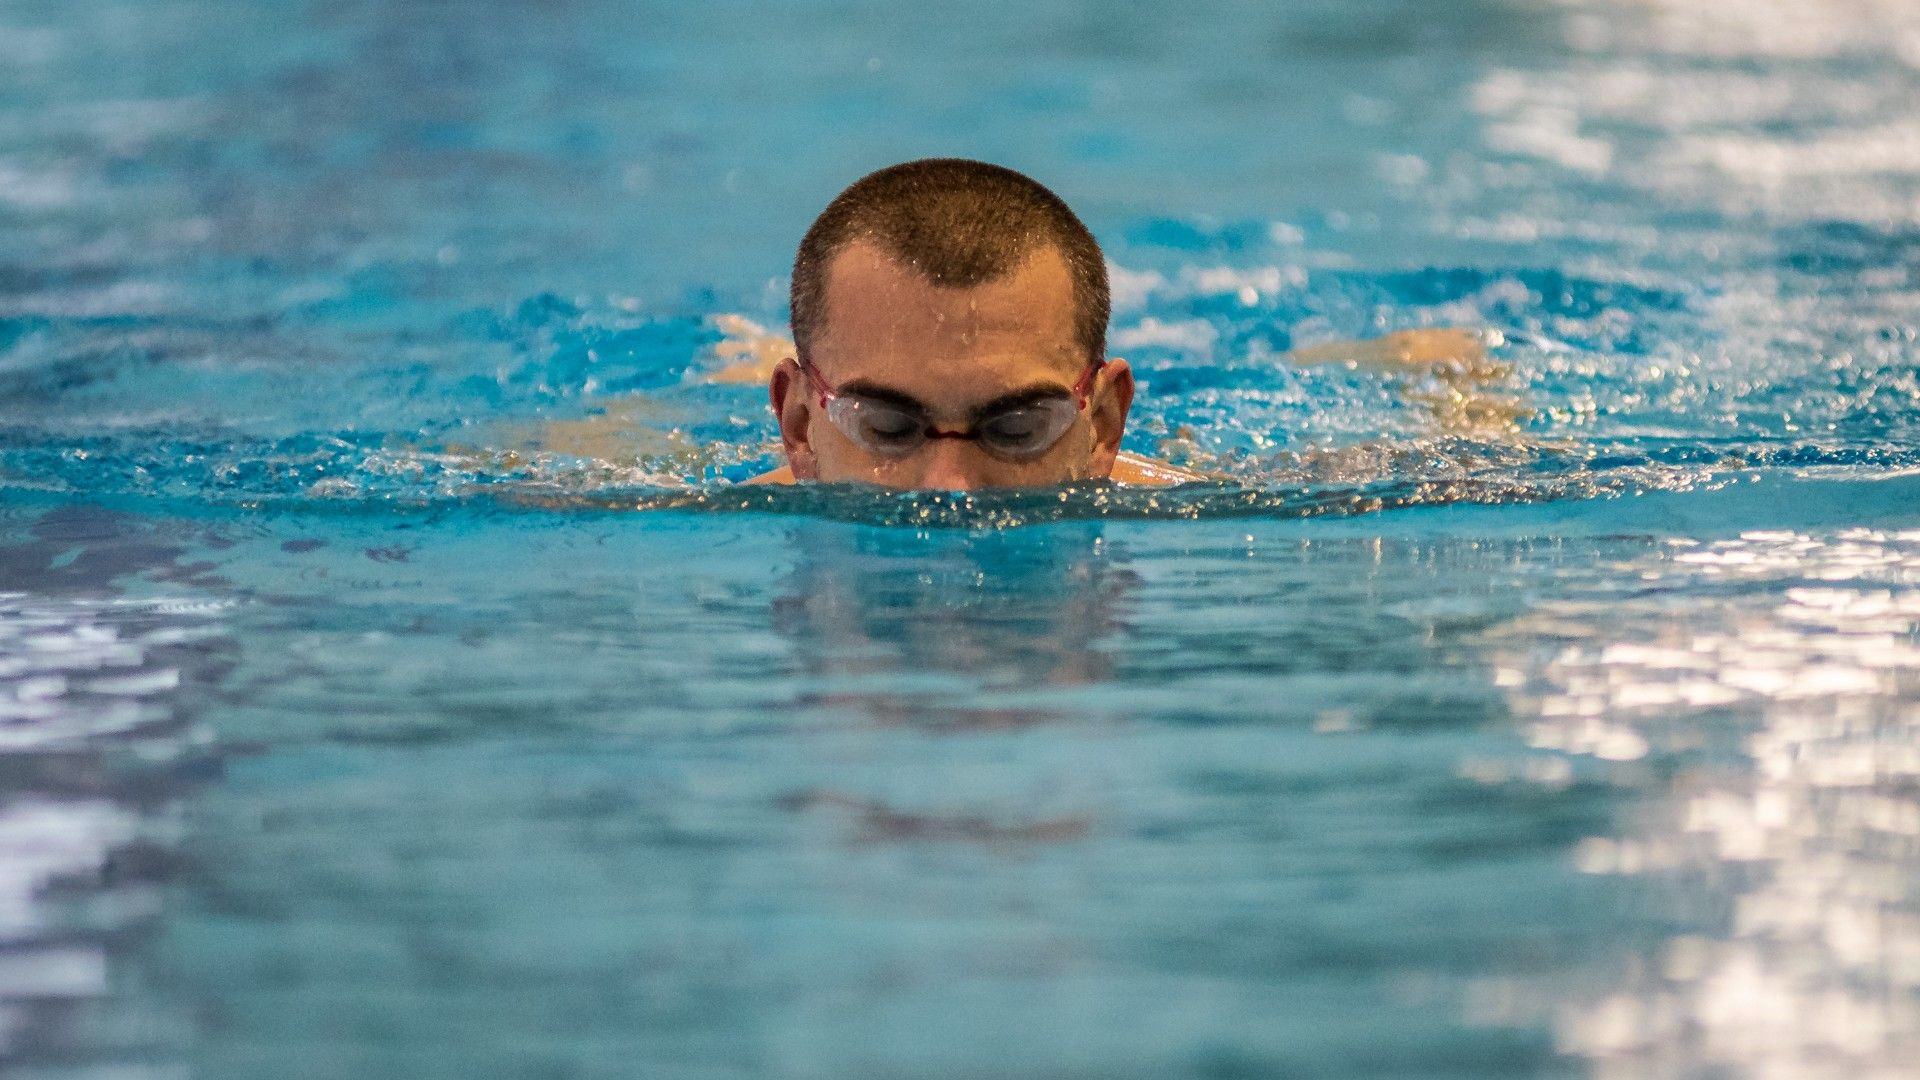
[509,158,1516,489]
[731,158,1510,489]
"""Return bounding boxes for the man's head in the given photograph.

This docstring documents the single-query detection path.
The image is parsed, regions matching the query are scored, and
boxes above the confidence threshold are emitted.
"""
[771,159,1133,489]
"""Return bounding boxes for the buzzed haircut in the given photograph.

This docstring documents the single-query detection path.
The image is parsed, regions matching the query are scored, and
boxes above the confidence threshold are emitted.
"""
[790,159,1110,365]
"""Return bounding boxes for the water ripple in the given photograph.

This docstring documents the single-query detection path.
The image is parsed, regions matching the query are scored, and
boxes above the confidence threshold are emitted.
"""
[1480,530,1920,1075]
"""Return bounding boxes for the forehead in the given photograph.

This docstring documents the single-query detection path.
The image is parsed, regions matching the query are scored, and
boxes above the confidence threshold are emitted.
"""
[812,239,1083,392]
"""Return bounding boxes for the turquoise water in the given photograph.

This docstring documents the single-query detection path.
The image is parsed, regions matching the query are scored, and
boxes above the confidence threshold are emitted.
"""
[4,1,1920,1076]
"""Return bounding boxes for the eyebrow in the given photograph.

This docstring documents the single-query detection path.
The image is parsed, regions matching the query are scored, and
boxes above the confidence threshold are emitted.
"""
[833,379,1073,422]
[832,380,932,414]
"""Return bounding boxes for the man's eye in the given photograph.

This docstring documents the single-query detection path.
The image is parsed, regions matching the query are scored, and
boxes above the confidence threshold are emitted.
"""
[982,409,1048,444]
[859,409,921,442]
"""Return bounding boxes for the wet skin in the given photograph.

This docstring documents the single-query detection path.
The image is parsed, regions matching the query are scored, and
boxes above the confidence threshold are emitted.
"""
[752,240,1193,489]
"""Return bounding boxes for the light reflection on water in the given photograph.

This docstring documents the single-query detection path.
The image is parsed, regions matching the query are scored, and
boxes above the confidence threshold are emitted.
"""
[0,573,228,1071]
[1484,529,1920,1075]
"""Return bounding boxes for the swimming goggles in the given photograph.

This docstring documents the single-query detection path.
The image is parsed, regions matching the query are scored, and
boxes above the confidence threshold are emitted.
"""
[796,356,1103,461]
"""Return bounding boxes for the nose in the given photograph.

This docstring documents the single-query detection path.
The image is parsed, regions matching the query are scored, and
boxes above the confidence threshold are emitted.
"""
[915,437,984,490]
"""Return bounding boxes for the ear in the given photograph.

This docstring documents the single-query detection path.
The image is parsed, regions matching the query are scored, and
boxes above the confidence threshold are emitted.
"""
[769,358,820,480]
[1086,357,1135,480]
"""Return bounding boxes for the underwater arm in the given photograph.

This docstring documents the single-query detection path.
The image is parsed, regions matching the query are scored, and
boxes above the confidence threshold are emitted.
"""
[705,314,795,385]
[1281,327,1502,378]
[1282,328,1528,435]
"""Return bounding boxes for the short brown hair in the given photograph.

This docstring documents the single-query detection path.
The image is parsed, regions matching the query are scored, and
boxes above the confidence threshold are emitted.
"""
[790,159,1110,365]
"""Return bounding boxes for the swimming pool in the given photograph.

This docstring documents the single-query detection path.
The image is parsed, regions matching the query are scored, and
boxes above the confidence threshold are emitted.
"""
[3,0,1919,1076]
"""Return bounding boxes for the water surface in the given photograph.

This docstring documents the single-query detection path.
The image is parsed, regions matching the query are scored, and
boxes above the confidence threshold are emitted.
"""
[3,0,1920,1076]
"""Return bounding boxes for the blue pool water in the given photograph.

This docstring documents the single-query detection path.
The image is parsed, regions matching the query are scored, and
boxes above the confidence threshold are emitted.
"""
[4,1,1920,1076]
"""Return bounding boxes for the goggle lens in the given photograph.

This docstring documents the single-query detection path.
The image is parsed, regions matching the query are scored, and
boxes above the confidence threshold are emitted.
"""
[828,397,924,455]
[823,394,1082,461]
[973,401,1080,457]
